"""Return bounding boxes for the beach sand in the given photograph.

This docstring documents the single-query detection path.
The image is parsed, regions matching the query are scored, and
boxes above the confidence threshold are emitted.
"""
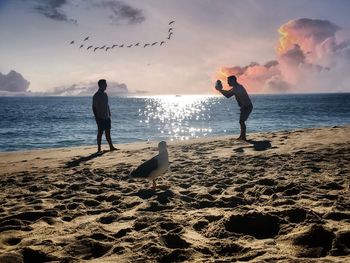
[0,126,349,262]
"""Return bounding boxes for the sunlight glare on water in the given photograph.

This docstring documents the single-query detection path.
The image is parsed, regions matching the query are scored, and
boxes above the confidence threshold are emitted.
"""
[138,95,214,141]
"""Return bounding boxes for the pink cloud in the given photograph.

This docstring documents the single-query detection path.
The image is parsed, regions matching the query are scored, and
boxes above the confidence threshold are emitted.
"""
[217,18,350,93]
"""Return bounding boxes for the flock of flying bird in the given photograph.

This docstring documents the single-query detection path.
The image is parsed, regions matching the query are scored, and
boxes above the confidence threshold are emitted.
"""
[69,20,175,52]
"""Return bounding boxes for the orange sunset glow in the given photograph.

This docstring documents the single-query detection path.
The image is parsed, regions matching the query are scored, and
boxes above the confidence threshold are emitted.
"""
[216,17,349,94]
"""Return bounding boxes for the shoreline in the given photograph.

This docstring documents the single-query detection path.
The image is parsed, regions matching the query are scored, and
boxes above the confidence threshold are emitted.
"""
[0,125,349,175]
[0,125,349,262]
[0,123,348,154]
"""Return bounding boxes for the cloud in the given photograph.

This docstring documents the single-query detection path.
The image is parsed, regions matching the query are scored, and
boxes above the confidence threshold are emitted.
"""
[31,0,77,24]
[218,61,281,92]
[26,0,144,26]
[46,81,128,96]
[217,18,350,93]
[93,0,145,25]
[0,70,30,93]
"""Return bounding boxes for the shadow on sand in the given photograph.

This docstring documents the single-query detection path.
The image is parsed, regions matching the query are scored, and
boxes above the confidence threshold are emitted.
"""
[234,139,272,153]
[65,150,108,168]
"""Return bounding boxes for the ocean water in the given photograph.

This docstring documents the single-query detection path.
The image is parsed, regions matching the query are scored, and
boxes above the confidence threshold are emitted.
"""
[0,93,349,152]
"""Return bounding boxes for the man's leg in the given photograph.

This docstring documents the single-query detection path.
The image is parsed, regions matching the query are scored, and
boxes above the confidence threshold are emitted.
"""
[105,129,117,151]
[97,129,103,152]
[238,105,252,141]
[239,120,246,140]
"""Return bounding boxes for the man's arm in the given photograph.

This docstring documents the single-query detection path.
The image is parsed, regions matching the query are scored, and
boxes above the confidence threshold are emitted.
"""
[215,80,234,98]
[93,105,98,119]
[92,97,98,119]
[219,88,235,98]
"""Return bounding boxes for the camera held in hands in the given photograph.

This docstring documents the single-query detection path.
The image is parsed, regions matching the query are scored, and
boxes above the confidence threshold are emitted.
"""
[215,80,223,90]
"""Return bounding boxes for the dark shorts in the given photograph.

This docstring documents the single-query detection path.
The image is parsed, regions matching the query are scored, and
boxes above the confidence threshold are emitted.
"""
[96,118,111,131]
[240,104,253,122]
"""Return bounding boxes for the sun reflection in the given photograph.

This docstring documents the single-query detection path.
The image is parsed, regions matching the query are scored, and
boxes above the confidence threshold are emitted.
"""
[138,95,213,141]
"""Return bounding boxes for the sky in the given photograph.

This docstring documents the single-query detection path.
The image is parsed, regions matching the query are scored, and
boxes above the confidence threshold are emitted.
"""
[1,0,350,96]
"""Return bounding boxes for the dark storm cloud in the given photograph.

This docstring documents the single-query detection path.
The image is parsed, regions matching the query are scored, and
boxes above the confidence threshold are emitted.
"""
[93,0,145,25]
[29,0,77,24]
[22,0,144,25]
[0,70,30,92]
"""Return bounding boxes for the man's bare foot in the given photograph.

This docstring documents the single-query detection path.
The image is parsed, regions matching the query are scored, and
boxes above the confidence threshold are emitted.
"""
[109,146,118,151]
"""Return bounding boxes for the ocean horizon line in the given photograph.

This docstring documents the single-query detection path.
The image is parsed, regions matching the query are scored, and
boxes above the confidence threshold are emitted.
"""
[1,91,350,98]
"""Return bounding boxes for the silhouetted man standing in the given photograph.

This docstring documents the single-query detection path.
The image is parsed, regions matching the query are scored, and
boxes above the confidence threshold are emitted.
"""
[215,75,253,141]
[93,79,117,152]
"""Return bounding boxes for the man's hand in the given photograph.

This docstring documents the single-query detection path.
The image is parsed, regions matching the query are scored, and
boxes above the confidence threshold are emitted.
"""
[215,80,223,91]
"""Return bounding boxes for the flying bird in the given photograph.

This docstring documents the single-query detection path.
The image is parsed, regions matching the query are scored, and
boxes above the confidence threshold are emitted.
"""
[135,43,140,46]
[168,28,173,32]
[151,42,158,46]
[169,20,175,25]
[79,44,84,48]
[94,47,99,52]
[83,36,89,41]
[160,41,165,46]
[144,43,150,48]
[129,141,169,190]
[70,40,74,44]
[127,44,133,48]
[87,45,93,50]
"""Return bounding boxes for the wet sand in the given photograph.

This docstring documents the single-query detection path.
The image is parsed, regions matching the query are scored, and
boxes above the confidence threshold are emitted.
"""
[0,126,349,262]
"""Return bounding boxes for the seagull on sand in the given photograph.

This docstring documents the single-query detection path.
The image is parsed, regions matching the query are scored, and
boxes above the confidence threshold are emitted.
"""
[127,44,133,48]
[94,47,99,52]
[144,43,150,48]
[87,45,93,50]
[168,28,173,32]
[129,141,169,190]
[100,45,106,49]
[112,44,118,48]
[160,41,165,46]
[169,20,175,25]
[151,42,158,46]
[83,36,89,41]
[105,47,110,51]
[135,42,140,46]
[119,44,124,48]
[70,40,74,44]
[79,44,84,48]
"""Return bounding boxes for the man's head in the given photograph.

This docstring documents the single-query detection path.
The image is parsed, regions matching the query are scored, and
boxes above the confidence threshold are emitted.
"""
[227,75,238,87]
[98,79,107,91]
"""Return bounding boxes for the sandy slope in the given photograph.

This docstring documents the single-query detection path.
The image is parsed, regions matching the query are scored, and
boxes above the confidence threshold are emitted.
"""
[0,126,349,262]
